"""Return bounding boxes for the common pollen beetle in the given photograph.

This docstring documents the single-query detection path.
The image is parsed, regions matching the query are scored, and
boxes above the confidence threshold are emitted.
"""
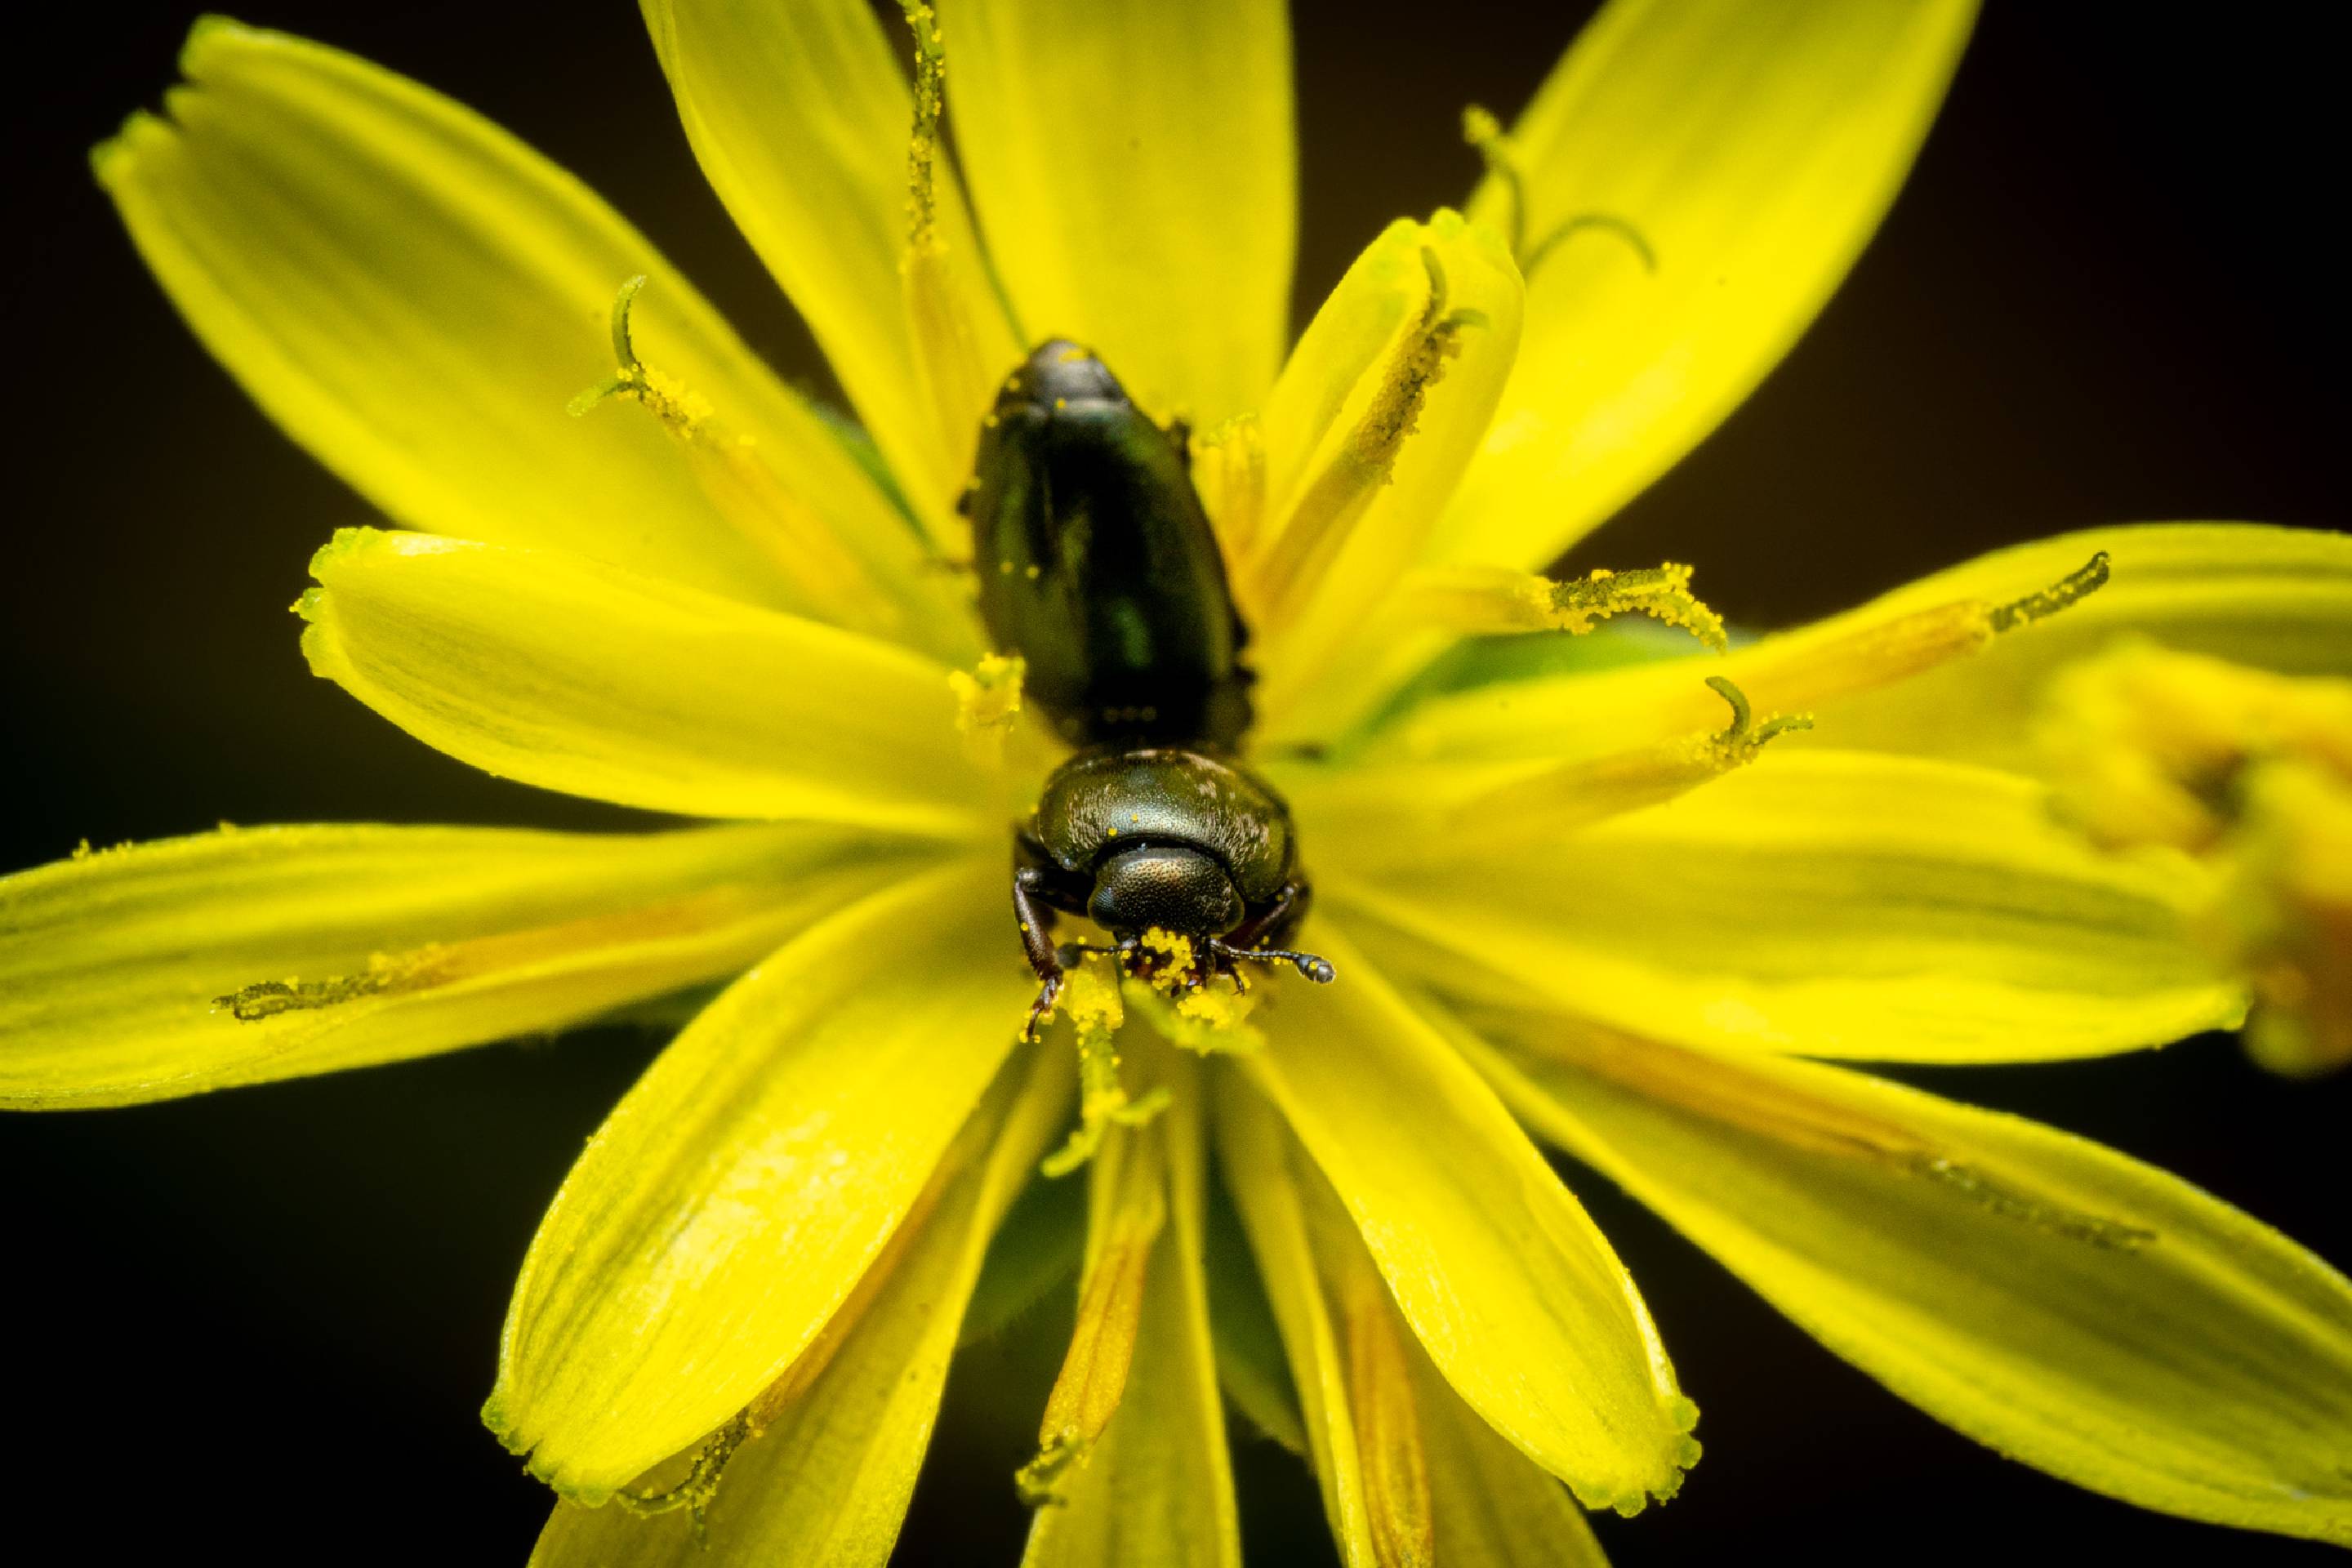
[962,339,1335,1036]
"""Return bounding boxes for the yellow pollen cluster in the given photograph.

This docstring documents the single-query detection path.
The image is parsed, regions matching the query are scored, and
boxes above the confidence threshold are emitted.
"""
[1408,560,1729,650]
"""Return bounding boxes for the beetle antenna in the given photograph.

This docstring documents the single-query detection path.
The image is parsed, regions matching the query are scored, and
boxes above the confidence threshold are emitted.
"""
[1212,940,1336,985]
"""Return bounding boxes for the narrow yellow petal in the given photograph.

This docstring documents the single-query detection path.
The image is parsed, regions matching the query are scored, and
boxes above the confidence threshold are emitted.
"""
[641,0,1009,520]
[529,1042,1075,1567]
[1024,1055,1239,1568]
[1436,0,1977,571]
[1459,1003,2352,1547]
[946,0,1294,423]
[1378,524,2350,772]
[486,862,1026,1499]
[298,529,996,834]
[1321,750,2243,1064]
[1031,1094,1169,1476]
[96,20,910,612]
[1246,929,1695,1513]
[1216,1080,1381,1568]
[1244,216,1524,733]
[1411,1348,1610,1568]
[1219,1077,1610,1567]
[0,822,904,1108]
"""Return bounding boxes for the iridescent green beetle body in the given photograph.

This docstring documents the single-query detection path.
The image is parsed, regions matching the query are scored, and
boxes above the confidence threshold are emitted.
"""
[964,341,1334,1032]
[966,340,1254,751]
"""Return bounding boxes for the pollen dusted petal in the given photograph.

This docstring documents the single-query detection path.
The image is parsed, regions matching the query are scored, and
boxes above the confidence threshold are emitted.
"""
[1433,0,1978,572]
[641,0,1009,523]
[0,822,906,1108]
[1024,1056,1241,1568]
[95,20,912,613]
[528,1044,1075,1568]
[1245,929,1697,1514]
[1321,751,2244,1064]
[299,529,996,835]
[1372,523,2352,772]
[944,0,1294,425]
[1455,1004,2352,1547]
[487,862,1027,1500]
[1241,215,1524,735]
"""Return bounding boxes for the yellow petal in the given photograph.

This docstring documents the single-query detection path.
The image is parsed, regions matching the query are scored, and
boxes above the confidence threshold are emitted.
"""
[641,0,1009,519]
[486,862,1026,1499]
[1244,215,1525,735]
[1460,1004,2352,1547]
[1378,524,2352,771]
[298,529,993,835]
[529,1040,1074,1567]
[1025,1056,1241,1568]
[1413,1348,1611,1568]
[96,20,908,612]
[1318,749,2244,1063]
[1222,1070,1618,1567]
[945,0,1294,423]
[0,822,902,1108]
[1246,929,1695,1513]
[1223,1081,1458,1568]
[1436,0,1978,571]
[1215,1080,1381,1568]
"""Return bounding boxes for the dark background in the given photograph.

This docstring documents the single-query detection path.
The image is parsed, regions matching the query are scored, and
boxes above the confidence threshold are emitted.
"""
[3,2,2345,1563]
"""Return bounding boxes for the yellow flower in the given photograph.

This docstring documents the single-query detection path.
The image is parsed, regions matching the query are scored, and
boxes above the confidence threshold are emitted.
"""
[7,2,2349,1563]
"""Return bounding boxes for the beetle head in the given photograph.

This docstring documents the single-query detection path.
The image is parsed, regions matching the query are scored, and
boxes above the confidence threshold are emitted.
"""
[1088,845,1244,944]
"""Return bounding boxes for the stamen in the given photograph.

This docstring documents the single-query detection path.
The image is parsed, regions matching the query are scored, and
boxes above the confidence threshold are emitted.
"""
[897,1,1017,522]
[898,1,947,252]
[1463,103,1654,278]
[567,277,906,633]
[1989,550,2109,633]
[1040,967,1168,1178]
[1460,105,1526,259]
[1021,1116,1169,1505]
[213,889,777,1027]
[1521,212,1655,278]
[1403,561,1728,651]
[1441,675,1811,844]
[613,1412,751,1544]
[1910,1157,2154,1250]
[1492,1014,2159,1254]
[1122,975,1266,1056]
[567,275,709,430]
[213,948,439,1020]
[1255,247,1486,617]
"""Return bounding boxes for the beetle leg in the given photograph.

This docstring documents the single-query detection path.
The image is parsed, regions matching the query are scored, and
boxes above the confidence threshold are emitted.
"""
[1013,866,1067,1040]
